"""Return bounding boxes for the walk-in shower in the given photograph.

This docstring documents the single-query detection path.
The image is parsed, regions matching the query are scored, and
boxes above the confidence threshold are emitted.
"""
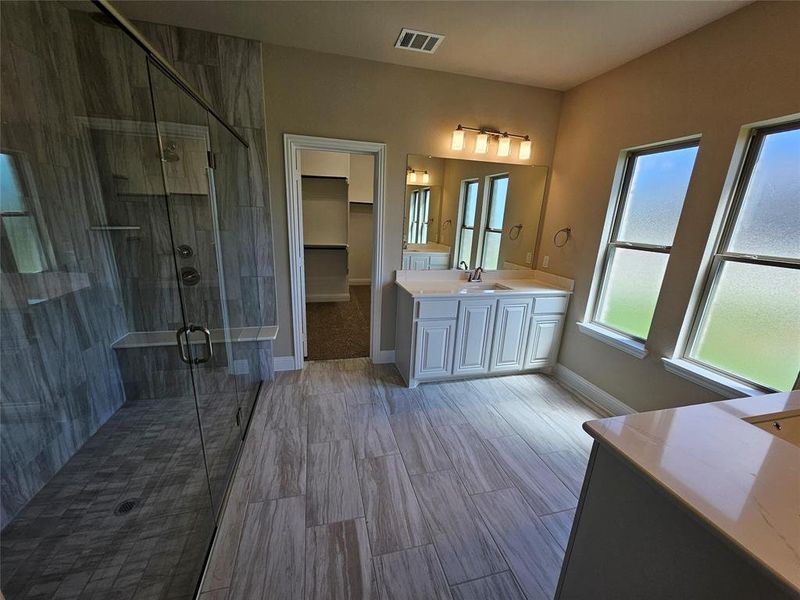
[0,2,275,598]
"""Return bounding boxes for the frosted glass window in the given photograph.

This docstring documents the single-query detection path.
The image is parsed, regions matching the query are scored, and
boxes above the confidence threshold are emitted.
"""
[726,127,800,259]
[0,153,25,212]
[2,216,46,273]
[616,146,698,246]
[456,180,479,268]
[684,121,800,391]
[463,181,478,227]
[596,248,669,340]
[457,229,473,268]
[590,139,699,341]
[482,231,502,270]
[487,176,508,230]
[688,262,800,391]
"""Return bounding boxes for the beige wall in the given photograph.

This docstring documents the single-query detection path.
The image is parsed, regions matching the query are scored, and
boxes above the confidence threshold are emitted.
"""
[263,45,562,356]
[536,1,800,411]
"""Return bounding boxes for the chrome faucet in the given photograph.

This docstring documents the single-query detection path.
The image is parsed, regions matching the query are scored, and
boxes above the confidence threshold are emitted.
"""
[468,267,484,282]
[458,260,469,270]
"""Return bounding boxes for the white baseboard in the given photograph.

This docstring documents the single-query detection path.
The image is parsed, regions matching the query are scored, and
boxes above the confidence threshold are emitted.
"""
[306,292,351,303]
[553,363,636,417]
[373,350,395,364]
[273,355,300,372]
[349,278,371,286]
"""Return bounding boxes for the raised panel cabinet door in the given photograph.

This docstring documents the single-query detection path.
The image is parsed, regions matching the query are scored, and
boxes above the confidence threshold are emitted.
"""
[490,297,533,372]
[525,315,564,368]
[410,254,431,270]
[415,319,457,379]
[402,255,411,269]
[453,299,496,375]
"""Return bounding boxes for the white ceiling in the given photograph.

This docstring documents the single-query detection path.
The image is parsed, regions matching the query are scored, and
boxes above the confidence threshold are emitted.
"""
[116,0,750,91]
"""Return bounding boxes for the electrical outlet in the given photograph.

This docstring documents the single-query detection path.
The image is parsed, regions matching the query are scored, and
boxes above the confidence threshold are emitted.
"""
[543,255,550,268]
[525,251,532,264]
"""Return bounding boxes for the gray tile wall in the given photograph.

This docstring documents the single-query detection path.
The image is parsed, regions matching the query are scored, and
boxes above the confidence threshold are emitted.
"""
[0,3,276,527]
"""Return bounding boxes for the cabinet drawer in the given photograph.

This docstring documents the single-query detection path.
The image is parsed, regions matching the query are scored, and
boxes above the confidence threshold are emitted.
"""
[532,295,568,315]
[417,299,459,320]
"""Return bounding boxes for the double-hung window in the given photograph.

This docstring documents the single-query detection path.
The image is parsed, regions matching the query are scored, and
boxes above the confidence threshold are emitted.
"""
[0,152,48,274]
[455,179,478,268]
[681,122,799,392]
[588,140,699,344]
[479,175,509,270]
[407,188,430,244]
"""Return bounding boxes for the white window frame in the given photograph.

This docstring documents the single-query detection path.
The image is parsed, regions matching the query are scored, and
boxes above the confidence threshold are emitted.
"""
[579,136,700,358]
[452,178,479,268]
[665,116,800,396]
[477,173,509,270]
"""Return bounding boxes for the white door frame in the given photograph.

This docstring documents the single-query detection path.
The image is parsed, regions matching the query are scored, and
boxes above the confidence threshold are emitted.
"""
[283,133,387,370]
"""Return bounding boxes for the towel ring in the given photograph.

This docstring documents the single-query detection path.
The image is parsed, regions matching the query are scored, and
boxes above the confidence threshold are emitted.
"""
[508,224,523,240]
[553,227,572,248]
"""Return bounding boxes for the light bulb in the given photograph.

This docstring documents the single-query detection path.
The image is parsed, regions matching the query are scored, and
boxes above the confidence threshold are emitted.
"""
[497,135,511,157]
[475,132,489,154]
[519,139,532,161]
[422,171,430,184]
[408,170,417,184]
[451,127,465,151]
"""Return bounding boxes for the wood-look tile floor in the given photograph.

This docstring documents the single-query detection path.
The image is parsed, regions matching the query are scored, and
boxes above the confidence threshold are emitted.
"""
[201,359,602,600]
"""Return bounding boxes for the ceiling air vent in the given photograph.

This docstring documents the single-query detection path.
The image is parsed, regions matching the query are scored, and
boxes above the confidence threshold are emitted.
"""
[394,28,445,54]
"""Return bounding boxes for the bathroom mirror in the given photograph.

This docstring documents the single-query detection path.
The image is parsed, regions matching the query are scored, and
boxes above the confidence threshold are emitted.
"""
[402,155,548,271]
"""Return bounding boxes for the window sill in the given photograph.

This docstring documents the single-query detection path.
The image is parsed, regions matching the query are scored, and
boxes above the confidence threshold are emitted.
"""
[576,321,648,359]
[662,358,766,399]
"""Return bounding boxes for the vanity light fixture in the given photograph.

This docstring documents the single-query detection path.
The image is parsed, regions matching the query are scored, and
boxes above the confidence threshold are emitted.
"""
[422,170,430,184]
[497,134,511,157]
[519,137,532,161]
[406,167,417,184]
[451,125,465,151]
[475,131,489,154]
[451,124,533,160]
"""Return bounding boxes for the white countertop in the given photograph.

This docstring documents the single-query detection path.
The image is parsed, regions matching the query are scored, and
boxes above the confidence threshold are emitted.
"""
[585,391,800,593]
[395,269,574,299]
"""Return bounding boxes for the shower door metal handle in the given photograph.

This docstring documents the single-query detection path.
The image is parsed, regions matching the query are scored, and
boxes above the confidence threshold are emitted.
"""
[176,324,212,364]
[176,326,191,364]
[191,325,213,364]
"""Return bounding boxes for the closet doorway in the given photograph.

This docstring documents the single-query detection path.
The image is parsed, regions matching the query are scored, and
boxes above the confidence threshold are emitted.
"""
[284,135,387,369]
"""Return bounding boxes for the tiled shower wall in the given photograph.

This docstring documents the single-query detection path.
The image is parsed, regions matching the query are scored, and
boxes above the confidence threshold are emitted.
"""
[0,3,276,526]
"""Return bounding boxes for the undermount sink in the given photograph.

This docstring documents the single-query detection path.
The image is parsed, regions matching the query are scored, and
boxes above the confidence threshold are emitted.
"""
[458,282,511,293]
[746,412,800,448]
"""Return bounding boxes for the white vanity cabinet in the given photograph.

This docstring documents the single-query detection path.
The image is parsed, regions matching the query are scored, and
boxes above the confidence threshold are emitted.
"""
[414,319,457,379]
[525,296,568,368]
[453,299,496,376]
[395,285,569,388]
[490,297,533,372]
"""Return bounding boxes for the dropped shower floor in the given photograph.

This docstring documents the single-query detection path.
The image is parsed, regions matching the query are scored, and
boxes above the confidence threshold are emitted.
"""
[1,394,235,600]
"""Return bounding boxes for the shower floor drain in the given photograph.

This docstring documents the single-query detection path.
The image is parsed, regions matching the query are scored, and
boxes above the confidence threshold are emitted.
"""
[114,498,141,516]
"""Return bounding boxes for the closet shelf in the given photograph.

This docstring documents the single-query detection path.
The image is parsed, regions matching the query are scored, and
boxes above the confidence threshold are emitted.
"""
[304,243,349,249]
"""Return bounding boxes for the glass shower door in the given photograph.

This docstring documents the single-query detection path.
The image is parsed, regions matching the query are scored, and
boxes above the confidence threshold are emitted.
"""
[148,61,244,517]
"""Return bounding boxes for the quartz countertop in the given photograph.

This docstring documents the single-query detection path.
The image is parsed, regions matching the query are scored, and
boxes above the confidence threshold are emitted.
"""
[584,391,800,593]
[395,269,574,299]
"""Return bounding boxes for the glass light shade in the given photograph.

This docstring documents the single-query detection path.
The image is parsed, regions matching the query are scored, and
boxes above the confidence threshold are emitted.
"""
[422,171,430,184]
[519,139,532,161]
[451,128,465,151]
[497,135,511,157]
[408,170,417,184]
[475,133,489,154]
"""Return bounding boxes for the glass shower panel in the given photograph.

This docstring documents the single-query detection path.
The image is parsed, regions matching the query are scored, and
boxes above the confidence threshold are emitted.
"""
[0,4,214,599]
[147,61,244,517]
[206,116,261,428]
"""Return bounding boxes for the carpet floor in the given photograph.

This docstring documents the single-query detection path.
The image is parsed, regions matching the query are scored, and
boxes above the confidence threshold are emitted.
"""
[305,285,371,360]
